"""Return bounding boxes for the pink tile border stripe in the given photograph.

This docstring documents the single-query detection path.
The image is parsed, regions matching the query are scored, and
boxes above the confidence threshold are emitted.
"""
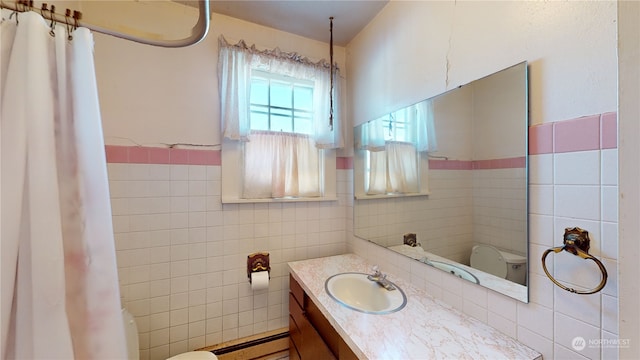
[473,157,526,169]
[429,159,473,170]
[429,158,524,170]
[105,145,221,166]
[106,145,354,169]
[106,113,615,167]
[336,157,353,170]
[529,112,617,155]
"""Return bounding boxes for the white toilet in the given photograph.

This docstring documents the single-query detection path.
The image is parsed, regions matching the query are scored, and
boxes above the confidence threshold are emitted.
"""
[470,244,527,285]
[122,309,218,360]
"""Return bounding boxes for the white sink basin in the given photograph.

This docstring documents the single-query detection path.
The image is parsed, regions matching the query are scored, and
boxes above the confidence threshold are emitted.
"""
[423,259,479,284]
[325,272,407,314]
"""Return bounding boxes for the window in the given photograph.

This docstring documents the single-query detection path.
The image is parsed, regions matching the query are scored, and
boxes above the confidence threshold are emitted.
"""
[354,100,437,198]
[218,36,343,203]
[250,71,314,134]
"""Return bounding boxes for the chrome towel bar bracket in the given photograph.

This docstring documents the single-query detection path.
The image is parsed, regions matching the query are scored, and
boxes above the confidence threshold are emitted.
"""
[541,227,608,295]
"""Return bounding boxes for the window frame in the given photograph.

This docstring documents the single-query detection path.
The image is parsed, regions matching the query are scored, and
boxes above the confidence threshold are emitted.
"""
[221,70,337,204]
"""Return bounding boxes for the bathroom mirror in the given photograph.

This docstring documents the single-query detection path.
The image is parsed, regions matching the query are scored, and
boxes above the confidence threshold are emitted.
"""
[353,62,529,302]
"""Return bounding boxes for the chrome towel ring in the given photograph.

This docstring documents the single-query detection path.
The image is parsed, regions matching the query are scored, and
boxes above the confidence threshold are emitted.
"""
[541,227,608,295]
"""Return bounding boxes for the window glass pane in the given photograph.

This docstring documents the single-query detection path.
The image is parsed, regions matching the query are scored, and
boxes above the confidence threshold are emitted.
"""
[294,118,313,135]
[249,72,314,136]
[294,86,313,111]
[251,79,269,106]
[270,82,292,108]
[271,107,291,118]
[250,111,269,131]
[272,115,293,132]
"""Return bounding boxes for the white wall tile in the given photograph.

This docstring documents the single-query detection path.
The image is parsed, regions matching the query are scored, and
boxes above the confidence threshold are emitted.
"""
[555,151,600,185]
[601,149,618,186]
[488,312,517,338]
[529,214,554,247]
[600,330,619,360]
[149,345,169,360]
[601,294,618,335]
[517,302,553,339]
[188,165,207,180]
[149,312,170,331]
[487,291,517,322]
[530,154,553,185]
[517,326,553,360]
[169,340,188,357]
[528,273,554,309]
[554,343,590,360]
[554,312,601,360]
[555,185,601,220]
[554,286,601,328]
[529,185,553,215]
[149,165,171,181]
[600,222,618,260]
[150,296,170,315]
[601,186,618,222]
[170,165,189,181]
[111,143,618,358]
[601,258,618,297]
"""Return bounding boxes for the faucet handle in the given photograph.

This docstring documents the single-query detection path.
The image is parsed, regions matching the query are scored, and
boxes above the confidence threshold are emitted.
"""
[371,265,381,276]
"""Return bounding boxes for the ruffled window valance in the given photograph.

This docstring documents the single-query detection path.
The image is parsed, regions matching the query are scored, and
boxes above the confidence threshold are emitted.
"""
[218,36,343,149]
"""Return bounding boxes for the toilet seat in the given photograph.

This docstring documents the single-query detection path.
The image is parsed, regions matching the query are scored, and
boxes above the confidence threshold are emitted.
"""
[470,244,508,278]
[166,351,218,360]
[122,308,218,360]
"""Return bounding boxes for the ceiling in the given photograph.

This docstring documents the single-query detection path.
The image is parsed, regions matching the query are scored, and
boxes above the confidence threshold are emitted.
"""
[177,0,389,46]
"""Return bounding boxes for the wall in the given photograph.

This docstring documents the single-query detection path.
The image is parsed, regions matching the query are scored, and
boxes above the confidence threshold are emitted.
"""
[354,168,473,262]
[89,4,350,360]
[106,148,350,359]
[618,1,640,358]
[347,2,618,360]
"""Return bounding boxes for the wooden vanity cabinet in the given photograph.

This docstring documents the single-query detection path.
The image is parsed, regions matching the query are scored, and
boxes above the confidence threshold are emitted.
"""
[289,275,358,360]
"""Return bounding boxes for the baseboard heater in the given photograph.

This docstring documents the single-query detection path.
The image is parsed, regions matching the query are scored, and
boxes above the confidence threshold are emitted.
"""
[210,331,289,356]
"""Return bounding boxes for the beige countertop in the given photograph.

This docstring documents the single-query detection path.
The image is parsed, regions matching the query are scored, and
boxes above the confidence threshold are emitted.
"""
[288,253,541,360]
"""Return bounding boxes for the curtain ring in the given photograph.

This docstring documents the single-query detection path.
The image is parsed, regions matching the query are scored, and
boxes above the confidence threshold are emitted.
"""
[65,8,73,40]
[72,10,82,32]
[9,9,19,24]
[48,4,56,37]
[541,227,608,295]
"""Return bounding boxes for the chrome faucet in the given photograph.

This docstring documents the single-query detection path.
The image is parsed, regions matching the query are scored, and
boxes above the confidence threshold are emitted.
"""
[367,266,396,291]
[419,256,433,266]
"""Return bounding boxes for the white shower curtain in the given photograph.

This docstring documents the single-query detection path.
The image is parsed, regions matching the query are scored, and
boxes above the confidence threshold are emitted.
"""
[1,11,126,359]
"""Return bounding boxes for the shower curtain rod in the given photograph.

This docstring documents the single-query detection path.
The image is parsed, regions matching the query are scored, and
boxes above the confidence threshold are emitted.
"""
[0,0,210,48]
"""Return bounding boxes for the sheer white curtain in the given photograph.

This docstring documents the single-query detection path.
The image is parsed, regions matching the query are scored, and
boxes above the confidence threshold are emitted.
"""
[218,36,343,198]
[407,100,437,152]
[367,142,419,195]
[359,100,436,195]
[1,12,126,359]
[218,38,253,141]
[243,131,320,198]
[218,36,343,149]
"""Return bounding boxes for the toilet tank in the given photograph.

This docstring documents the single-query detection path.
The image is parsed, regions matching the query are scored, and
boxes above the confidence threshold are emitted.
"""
[122,309,140,360]
[500,250,527,286]
[470,244,527,286]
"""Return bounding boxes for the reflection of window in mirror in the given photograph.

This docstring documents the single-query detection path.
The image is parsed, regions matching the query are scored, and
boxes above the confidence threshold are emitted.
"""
[354,100,437,199]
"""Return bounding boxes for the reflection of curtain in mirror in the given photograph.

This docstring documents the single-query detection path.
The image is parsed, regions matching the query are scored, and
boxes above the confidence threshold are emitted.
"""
[243,131,320,198]
[367,142,418,194]
[408,100,438,152]
[388,142,419,192]
[367,150,386,194]
[358,117,385,151]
